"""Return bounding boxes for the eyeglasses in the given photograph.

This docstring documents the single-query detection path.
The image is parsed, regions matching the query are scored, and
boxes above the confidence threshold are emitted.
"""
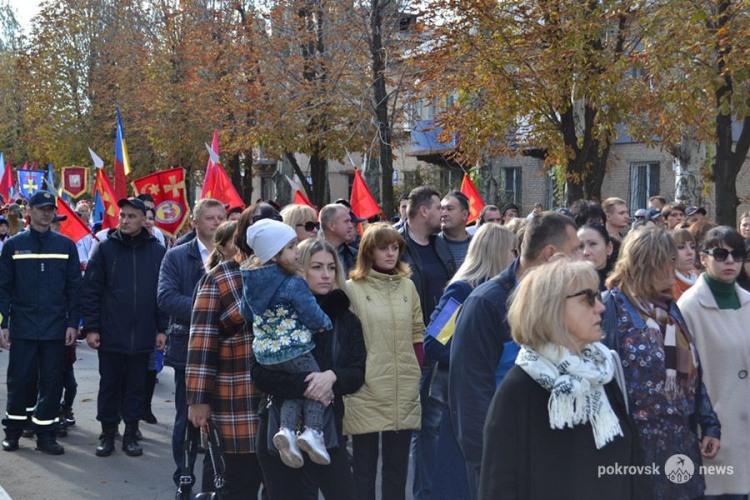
[702,248,745,262]
[296,221,320,232]
[566,289,602,307]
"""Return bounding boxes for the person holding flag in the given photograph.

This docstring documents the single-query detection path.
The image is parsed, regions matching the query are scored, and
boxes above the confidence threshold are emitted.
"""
[0,191,82,455]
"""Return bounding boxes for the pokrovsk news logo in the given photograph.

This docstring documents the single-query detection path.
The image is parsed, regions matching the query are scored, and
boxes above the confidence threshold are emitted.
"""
[598,454,733,482]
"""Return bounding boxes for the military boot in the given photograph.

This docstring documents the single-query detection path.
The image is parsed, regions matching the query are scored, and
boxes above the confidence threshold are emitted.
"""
[122,422,143,457]
[95,423,117,457]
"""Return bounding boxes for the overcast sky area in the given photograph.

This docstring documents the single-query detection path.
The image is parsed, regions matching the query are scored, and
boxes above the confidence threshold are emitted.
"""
[8,0,41,33]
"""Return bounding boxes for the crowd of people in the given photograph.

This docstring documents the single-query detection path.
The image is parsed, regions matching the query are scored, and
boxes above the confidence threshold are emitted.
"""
[1,187,749,500]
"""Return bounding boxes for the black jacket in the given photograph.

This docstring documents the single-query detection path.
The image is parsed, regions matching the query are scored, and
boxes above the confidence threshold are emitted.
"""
[157,237,205,369]
[398,222,456,323]
[250,289,367,433]
[480,366,651,500]
[0,227,81,339]
[81,228,168,354]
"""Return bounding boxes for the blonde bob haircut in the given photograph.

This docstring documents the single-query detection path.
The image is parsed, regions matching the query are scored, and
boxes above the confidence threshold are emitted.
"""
[298,238,348,292]
[606,227,677,298]
[449,224,517,288]
[508,257,599,353]
[349,222,411,280]
[281,204,318,230]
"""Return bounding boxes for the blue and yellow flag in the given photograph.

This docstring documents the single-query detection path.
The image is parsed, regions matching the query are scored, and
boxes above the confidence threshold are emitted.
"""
[17,169,45,199]
[425,297,462,345]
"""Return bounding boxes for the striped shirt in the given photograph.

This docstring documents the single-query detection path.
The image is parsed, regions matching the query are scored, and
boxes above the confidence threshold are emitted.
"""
[186,259,260,454]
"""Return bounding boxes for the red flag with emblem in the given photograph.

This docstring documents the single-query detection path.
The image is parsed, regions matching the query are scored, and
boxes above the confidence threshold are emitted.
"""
[350,168,381,219]
[94,168,119,229]
[460,173,485,224]
[56,196,94,243]
[133,167,189,237]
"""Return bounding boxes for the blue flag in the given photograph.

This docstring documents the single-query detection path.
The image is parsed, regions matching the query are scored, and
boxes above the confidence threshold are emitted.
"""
[94,190,105,224]
[17,169,45,199]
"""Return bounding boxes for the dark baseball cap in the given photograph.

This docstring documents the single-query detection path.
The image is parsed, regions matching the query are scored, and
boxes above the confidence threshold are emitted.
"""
[0,216,8,226]
[117,197,147,215]
[686,206,706,217]
[28,191,57,208]
[52,214,67,222]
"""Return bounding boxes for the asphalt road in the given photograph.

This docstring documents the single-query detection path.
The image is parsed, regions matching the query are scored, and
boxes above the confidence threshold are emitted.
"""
[0,342,414,499]
[0,342,191,499]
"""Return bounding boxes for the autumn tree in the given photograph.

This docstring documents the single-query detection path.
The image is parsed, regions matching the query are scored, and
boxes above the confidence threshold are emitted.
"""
[416,0,642,202]
[0,2,25,162]
[627,0,750,225]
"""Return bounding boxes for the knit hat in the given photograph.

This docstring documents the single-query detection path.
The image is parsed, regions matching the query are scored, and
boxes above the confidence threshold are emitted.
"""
[246,218,297,264]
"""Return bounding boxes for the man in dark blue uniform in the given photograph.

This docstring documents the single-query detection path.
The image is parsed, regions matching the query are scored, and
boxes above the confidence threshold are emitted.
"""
[0,191,81,454]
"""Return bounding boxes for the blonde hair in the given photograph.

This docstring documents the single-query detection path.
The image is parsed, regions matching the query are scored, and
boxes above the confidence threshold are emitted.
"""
[349,222,411,280]
[206,221,238,270]
[606,227,677,298]
[281,204,318,231]
[602,197,626,214]
[298,238,347,292]
[450,224,516,288]
[508,257,599,353]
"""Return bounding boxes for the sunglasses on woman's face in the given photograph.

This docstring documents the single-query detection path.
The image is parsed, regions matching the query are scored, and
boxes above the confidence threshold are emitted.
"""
[566,288,602,307]
[296,221,320,232]
[702,248,745,262]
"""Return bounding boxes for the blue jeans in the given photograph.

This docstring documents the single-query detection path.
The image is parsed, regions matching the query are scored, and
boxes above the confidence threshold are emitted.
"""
[172,368,195,486]
[412,364,444,500]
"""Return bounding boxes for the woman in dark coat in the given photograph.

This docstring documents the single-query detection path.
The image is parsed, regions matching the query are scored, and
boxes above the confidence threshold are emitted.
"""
[251,238,366,499]
[480,258,647,500]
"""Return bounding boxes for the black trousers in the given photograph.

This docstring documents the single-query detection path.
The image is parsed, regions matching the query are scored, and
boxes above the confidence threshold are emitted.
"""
[256,410,356,500]
[3,338,65,437]
[96,350,149,424]
[202,451,264,500]
[352,430,412,500]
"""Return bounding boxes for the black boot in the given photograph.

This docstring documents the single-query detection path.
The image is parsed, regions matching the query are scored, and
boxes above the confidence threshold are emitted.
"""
[95,423,117,457]
[2,430,21,452]
[142,370,157,424]
[122,422,143,457]
[35,429,64,455]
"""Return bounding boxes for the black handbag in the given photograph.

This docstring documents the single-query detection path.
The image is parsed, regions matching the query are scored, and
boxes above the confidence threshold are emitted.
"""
[176,420,226,500]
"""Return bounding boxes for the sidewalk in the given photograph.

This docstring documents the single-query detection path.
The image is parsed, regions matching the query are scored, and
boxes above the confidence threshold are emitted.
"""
[0,343,185,499]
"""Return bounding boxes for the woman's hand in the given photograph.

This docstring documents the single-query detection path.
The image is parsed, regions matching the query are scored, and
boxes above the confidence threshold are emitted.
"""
[188,404,211,433]
[304,370,337,405]
[700,436,720,459]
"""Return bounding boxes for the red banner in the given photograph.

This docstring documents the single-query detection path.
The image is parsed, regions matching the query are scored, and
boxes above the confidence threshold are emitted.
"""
[350,169,381,219]
[94,169,119,230]
[133,167,189,237]
[56,196,93,243]
[62,167,88,199]
[460,173,485,224]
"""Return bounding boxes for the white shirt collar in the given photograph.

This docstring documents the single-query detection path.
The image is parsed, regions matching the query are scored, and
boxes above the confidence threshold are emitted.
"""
[196,236,210,265]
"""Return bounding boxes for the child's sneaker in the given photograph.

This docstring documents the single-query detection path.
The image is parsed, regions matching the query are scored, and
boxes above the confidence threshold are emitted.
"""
[273,427,304,468]
[297,428,330,465]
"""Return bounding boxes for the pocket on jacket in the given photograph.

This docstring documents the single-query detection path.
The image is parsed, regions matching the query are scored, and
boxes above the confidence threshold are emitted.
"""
[165,330,188,369]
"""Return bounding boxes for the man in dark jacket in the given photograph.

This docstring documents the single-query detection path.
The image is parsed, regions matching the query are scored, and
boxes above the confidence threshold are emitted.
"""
[82,197,168,458]
[157,197,224,485]
[0,191,81,455]
[398,186,456,500]
[449,212,581,498]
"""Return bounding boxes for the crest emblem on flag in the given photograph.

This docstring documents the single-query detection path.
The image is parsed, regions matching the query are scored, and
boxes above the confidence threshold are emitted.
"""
[62,167,88,199]
[133,167,188,237]
[17,169,45,199]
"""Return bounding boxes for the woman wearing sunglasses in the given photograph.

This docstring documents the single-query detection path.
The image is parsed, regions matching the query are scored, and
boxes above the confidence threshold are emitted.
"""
[480,257,644,500]
[281,204,320,242]
[602,227,720,500]
[677,226,750,499]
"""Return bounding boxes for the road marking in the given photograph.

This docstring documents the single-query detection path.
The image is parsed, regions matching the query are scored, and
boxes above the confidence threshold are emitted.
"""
[0,482,12,500]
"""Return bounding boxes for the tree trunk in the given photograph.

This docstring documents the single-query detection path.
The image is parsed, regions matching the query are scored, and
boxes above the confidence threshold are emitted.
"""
[370,0,393,217]
[309,149,329,208]
[671,137,704,206]
[560,103,610,202]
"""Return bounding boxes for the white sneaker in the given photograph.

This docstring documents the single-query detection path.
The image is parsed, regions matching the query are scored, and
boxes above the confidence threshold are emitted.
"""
[273,427,304,468]
[297,427,331,465]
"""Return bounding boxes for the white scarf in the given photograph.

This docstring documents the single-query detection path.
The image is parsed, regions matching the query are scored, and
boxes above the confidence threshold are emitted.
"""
[515,342,623,449]
[675,269,698,286]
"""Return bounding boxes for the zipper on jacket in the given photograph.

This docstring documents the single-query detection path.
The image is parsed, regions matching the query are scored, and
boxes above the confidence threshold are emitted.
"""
[131,246,137,353]
[389,276,400,430]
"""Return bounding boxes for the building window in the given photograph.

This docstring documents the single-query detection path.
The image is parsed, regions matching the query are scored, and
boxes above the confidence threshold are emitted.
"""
[502,167,522,204]
[629,162,660,211]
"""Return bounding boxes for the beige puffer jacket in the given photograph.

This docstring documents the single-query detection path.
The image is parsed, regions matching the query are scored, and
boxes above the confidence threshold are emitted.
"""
[343,270,424,435]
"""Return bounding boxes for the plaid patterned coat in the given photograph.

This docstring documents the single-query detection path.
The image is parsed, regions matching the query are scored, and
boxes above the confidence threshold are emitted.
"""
[186,259,260,454]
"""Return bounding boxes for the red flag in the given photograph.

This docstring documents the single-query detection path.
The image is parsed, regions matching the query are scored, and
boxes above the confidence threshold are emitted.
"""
[460,173,485,224]
[350,169,380,219]
[285,175,316,211]
[56,197,93,243]
[133,167,189,237]
[200,130,220,199]
[94,168,119,229]
[205,163,244,211]
[62,167,88,199]
[30,161,38,170]
[0,161,12,199]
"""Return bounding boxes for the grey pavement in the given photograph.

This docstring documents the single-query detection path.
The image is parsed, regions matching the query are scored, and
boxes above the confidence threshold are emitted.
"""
[0,342,415,499]
[0,342,187,499]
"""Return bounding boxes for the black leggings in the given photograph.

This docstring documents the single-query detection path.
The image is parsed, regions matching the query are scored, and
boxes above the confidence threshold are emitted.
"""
[352,430,412,500]
[256,410,356,500]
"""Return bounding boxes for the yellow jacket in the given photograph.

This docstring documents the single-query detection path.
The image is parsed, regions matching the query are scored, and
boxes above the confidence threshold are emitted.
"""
[344,270,424,435]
